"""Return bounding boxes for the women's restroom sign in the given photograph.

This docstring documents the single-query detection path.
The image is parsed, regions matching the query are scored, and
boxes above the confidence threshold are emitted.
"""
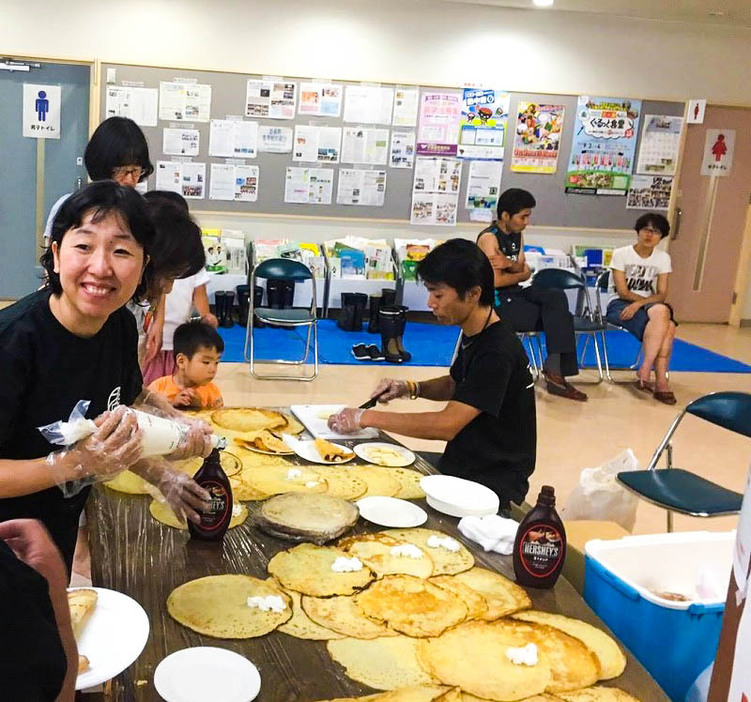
[23,84,61,139]
[701,129,735,177]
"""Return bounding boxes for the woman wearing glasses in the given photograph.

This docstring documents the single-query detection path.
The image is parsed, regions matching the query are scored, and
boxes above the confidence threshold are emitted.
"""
[606,213,677,404]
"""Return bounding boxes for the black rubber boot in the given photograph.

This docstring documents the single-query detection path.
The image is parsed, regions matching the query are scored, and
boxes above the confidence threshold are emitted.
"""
[214,291,227,326]
[253,285,264,328]
[338,293,356,331]
[267,280,284,309]
[236,285,250,327]
[351,293,368,331]
[281,279,295,308]
[395,305,411,362]
[221,291,235,328]
[367,294,381,334]
[381,288,397,308]
[379,305,404,363]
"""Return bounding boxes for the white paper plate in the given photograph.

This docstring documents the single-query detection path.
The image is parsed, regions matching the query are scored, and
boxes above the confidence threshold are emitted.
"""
[356,496,428,528]
[353,442,415,467]
[420,475,500,517]
[154,647,261,702]
[71,586,150,690]
[283,434,355,465]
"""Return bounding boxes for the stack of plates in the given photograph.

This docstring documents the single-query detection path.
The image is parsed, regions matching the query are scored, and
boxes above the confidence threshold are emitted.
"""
[420,475,500,517]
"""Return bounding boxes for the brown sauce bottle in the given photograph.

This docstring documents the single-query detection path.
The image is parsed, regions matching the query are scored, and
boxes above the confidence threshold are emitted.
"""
[513,485,566,589]
[188,448,233,541]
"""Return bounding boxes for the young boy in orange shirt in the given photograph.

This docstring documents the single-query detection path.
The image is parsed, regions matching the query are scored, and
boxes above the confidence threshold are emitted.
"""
[148,319,224,409]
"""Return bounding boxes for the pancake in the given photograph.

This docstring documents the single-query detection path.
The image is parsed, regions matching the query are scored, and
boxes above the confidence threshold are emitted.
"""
[452,567,531,620]
[149,498,248,530]
[258,493,359,544]
[556,688,641,702]
[243,464,327,496]
[379,686,458,701]
[68,588,97,639]
[428,575,488,620]
[229,474,270,501]
[104,469,151,494]
[316,466,369,501]
[302,594,399,639]
[354,574,468,638]
[417,619,552,700]
[234,430,293,454]
[212,407,288,433]
[389,468,427,500]
[337,533,435,579]
[267,543,376,597]
[356,465,401,498]
[383,528,474,576]
[327,635,441,691]
[277,588,346,640]
[167,574,291,638]
[512,611,626,680]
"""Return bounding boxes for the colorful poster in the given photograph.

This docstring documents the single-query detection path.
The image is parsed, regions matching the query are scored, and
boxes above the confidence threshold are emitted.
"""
[626,175,673,210]
[245,79,296,120]
[390,130,416,169]
[511,102,565,174]
[636,115,683,176]
[457,89,509,160]
[258,126,293,153]
[298,82,343,117]
[209,163,259,202]
[337,169,387,206]
[417,92,462,156]
[392,87,419,127]
[293,125,341,163]
[159,82,212,122]
[284,167,334,204]
[411,157,462,226]
[343,86,394,125]
[566,96,642,195]
[341,127,389,165]
[701,128,735,177]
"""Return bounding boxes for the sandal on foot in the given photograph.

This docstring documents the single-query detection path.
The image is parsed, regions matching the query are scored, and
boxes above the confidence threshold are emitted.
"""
[653,390,677,405]
[634,378,654,394]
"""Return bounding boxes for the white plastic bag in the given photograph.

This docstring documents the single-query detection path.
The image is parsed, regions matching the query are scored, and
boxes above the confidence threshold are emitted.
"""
[560,448,641,531]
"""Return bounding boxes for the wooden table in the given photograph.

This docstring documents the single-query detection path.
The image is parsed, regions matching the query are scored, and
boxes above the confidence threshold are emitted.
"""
[87,431,668,702]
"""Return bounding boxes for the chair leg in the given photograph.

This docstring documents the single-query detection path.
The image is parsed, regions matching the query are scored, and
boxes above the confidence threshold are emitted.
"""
[579,334,591,366]
[591,332,604,383]
[600,331,615,383]
[667,510,674,533]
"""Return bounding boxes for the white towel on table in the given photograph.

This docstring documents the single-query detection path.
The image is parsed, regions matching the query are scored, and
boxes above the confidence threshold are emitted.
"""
[458,514,519,555]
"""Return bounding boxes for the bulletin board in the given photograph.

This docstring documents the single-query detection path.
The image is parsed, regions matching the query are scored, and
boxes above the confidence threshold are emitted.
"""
[99,63,684,229]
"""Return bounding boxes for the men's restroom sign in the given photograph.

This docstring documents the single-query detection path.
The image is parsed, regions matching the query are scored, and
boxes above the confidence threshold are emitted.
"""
[701,128,735,177]
[23,83,61,139]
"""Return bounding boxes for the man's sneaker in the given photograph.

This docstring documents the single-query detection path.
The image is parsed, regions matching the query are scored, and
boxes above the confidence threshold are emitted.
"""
[367,344,385,361]
[542,371,588,401]
[351,343,371,361]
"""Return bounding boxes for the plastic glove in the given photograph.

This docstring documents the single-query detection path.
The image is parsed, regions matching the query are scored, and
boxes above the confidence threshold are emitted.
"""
[371,378,409,403]
[45,406,143,496]
[328,408,365,434]
[166,418,213,460]
[148,463,211,525]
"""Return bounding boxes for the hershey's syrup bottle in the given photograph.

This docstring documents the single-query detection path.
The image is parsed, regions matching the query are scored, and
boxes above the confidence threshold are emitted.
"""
[188,448,233,541]
[513,485,567,589]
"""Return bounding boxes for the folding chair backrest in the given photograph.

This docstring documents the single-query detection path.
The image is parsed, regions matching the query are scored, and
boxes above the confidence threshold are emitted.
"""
[686,392,751,438]
[531,268,585,291]
[253,258,313,282]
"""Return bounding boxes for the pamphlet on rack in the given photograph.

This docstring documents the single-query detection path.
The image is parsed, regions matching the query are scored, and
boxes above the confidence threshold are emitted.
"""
[222,231,247,274]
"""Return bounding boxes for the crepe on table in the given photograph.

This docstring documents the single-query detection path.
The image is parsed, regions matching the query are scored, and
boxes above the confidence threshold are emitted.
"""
[68,588,97,673]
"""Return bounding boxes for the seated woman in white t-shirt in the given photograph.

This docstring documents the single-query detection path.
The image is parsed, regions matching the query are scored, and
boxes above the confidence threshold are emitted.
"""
[606,213,677,405]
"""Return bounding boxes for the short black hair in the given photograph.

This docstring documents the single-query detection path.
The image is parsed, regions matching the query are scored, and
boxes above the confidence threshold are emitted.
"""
[417,238,494,307]
[174,319,224,359]
[84,117,154,182]
[144,189,190,214]
[40,180,154,302]
[634,212,670,239]
[496,188,536,219]
[142,193,206,300]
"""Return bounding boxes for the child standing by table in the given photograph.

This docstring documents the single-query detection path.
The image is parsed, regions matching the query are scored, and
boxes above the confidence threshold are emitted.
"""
[148,320,224,410]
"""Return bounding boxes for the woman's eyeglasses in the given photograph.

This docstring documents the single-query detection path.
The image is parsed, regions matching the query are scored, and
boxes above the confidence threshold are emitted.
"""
[112,165,145,180]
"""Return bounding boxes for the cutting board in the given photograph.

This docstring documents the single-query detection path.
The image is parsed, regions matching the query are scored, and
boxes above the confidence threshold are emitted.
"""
[289,404,379,440]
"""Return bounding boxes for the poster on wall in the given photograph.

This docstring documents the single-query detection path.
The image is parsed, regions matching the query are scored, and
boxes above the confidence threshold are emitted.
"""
[510,102,565,174]
[105,86,158,127]
[626,175,673,210]
[636,115,683,176]
[341,127,389,165]
[209,119,258,158]
[565,96,642,195]
[258,126,293,153]
[390,130,416,169]
[298,82,343,117]
[465,160,503,219]
[284,167,334,204]
[410,156,462,226]
[417,92,462,156]
[155,160,206,199]
[343,86,394,125]
[163,128,200,157]
[293,125,342,163]
[209,163,259,202]
[457,88,509,160]
[337,169,387,206]
[245,79,296,120]
[392,87,419,127]
[159,82,212,122]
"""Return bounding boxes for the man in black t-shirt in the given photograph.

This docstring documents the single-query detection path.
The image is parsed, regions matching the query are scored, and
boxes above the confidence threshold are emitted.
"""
[477,188,586,402]
[329,239,536,511]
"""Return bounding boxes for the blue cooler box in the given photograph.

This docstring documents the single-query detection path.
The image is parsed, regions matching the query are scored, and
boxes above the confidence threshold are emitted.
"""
[584,531,733,701]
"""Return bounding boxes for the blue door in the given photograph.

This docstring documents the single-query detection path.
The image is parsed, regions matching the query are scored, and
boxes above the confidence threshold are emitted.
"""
[0,61,90,299]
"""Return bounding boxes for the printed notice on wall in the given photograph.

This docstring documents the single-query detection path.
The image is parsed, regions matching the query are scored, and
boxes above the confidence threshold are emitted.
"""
[410,156,462,226]
[245,79,296,120]
[105,86,158,127]
[626,175,673,210]
[337,169,387,206]
[510,102,565,174]
[209,163,259,202]
[298,82,343,117]
[343,85,394,125]
[392,87,419,127]
[390,130,416,169]
[457,88,509,160]
[417,92,462,156]
[293,125,342,163]
[155,160,206,199]
[284,167,334,204]
[159,82,212,122]
[258,126,293,153]
[209,119,258,158]
[341,127,389,165]
[162,128,199,157]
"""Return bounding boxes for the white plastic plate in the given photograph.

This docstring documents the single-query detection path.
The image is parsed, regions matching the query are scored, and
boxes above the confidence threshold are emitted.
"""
[356,496,428,528]
[420,475,500,517]
[353,442,416,467]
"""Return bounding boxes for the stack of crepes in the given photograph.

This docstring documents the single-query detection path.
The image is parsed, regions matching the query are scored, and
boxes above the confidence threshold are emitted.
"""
[165,526,634,701]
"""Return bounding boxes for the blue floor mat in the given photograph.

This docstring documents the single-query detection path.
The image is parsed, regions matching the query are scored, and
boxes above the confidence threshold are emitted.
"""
[219,321,751,372]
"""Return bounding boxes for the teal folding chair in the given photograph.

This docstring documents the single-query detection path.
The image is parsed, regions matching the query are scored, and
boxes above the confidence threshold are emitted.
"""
[617,391,749,531]
[244,258,318,381]
[530,267,607,382]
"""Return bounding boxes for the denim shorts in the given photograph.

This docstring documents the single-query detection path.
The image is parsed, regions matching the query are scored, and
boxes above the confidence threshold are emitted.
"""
[606,299,677,341]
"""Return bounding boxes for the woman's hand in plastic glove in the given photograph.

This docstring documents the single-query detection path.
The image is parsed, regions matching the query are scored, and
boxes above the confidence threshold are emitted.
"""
[51,406,143,482]
[328,408,365,434]
[156,468,211,524]
[166,418,213,461]
[371,379,409,403]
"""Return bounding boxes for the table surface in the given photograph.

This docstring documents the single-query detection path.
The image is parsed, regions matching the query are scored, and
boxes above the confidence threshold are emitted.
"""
[87,422,668,702]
